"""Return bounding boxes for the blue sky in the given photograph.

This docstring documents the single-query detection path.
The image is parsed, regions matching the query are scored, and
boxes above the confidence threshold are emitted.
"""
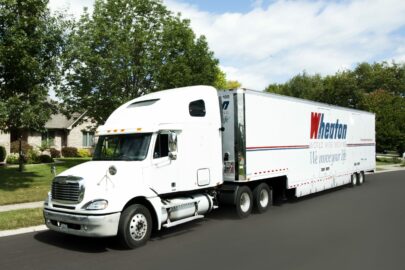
[49,0,405,90]
[173,0,270,13]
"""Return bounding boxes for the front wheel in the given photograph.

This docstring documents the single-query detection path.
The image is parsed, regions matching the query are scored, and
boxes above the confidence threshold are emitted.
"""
[235,186,253,218]
[117,204,152,249]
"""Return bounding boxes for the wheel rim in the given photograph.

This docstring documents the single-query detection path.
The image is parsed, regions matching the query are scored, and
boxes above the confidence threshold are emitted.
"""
[259,189,269,208]
[352,174,357,185]
[129,213,148,241]
[240,192,251,213]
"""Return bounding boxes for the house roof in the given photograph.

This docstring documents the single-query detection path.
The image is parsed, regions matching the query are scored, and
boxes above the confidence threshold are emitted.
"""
[45,112,84,130]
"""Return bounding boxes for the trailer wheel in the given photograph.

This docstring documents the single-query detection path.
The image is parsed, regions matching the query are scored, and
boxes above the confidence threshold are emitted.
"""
[117,204,152,249]
[253,183,272,213]
[235,186,253,218]
[357,171,365,185]
[351,173,358,187]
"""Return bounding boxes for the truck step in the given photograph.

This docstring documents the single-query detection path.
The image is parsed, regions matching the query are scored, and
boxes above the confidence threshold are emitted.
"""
[163,215,204,228]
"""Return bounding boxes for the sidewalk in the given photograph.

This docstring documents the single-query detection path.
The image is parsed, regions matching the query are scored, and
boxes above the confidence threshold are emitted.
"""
[0,201,46,238]
[375,163,405,173]
[0,201,43,213]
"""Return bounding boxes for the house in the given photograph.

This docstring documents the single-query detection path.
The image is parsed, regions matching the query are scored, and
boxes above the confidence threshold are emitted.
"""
[0,112,97,154]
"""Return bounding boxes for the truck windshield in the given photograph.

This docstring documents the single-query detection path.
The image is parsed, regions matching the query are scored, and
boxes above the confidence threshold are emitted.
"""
[93,133,151,161]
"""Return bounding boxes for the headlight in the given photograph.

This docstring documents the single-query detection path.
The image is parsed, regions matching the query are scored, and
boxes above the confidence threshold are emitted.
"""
[83,199,108,210]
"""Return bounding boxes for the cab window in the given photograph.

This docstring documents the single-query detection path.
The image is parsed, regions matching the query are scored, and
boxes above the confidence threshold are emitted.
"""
[189,99,206,117]
[153,133,169,158]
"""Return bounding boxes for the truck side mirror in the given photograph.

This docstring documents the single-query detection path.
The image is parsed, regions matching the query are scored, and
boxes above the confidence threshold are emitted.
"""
[168,131,177,160]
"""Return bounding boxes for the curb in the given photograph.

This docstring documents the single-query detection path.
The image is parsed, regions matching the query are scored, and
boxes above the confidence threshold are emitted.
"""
[0,225,48,238]
[374,169,405,174]
[374,167,405,174]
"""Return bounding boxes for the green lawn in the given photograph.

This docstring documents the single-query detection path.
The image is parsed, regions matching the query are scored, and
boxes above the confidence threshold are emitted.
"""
[0,208,44,230]
[0,158,90,205]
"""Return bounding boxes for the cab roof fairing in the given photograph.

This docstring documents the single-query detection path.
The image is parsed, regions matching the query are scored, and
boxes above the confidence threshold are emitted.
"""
[96,85,220,135]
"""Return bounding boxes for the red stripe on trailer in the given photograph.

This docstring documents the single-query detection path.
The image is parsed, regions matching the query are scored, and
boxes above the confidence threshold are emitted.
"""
[247,145,310,149]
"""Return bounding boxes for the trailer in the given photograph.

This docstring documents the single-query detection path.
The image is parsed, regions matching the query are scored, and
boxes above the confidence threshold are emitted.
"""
[43,85,375,248]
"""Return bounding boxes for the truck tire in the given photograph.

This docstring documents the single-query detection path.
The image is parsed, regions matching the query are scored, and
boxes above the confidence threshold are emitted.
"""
[117,204,152,249]
[235,186,253,218]
[351,173,358,187]
[253,183,271,213]
[357,171,365,185]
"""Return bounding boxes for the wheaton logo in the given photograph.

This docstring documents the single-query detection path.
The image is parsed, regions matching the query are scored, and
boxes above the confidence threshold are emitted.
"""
[310,112,347,139]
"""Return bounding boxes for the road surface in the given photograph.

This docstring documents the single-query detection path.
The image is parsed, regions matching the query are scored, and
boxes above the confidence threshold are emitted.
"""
[0,170,404,270]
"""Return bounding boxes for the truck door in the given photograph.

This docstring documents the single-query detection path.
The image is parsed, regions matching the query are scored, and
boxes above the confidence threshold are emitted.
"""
[149,131,181,194]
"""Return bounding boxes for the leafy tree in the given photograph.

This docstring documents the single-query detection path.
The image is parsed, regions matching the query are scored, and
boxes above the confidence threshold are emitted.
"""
[266,72,324,101]
[320,71,362,108]
[225,80,242,89]
[0,0,66,170]
[361,89,405,153]
[213,68,226,90]
[59,0,220,123]
[354,62,405,96]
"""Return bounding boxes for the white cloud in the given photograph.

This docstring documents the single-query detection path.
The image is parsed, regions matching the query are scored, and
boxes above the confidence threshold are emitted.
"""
[49,0,405,90]
[165,0,405,89]
[48,0,93,18]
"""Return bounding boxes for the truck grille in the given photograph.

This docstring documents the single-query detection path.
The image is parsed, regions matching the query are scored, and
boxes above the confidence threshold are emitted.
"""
[51,176,84,204]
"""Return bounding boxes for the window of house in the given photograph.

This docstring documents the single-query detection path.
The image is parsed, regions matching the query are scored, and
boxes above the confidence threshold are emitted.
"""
[82,131,95,147]
[41,130,55,146]
[189,99,206,117]
[153,133,169,158]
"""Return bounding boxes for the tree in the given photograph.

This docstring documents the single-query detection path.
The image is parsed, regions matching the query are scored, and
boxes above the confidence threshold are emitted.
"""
[361,89,405,154]
[225,80,242,89]
[266,72,324,101]
[0,0,66,170]
[354,62,405,96]
[320,71,362,108]
[58,0,221,123]
[213,68,226,89]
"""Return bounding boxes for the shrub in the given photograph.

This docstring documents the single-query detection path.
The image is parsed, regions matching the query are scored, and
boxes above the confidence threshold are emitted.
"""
[62,147,78,157]
[27,149,41,164]
[10,140,33,154]
[77,148,91,158]
[0,146,6,162]
[6,153,20,164]
[39,154,54,163]
[39,140,55,152]
[50,148,61,158]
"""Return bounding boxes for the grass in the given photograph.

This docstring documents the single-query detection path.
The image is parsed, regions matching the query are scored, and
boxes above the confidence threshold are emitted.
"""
[0,158,90,206]
[376,156,402,164]
[0,208,44,230]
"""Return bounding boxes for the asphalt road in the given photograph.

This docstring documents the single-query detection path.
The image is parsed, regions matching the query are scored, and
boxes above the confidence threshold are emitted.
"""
[1,171,404,270]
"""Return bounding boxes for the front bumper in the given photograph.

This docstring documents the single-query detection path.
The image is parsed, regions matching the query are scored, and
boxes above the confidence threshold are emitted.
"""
[43,208,121,237]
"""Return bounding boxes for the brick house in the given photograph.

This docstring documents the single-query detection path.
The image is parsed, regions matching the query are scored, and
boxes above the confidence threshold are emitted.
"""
[0,112,97,155]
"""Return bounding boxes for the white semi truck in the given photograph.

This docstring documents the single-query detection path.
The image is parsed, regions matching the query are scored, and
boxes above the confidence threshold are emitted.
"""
[43,85,375,248]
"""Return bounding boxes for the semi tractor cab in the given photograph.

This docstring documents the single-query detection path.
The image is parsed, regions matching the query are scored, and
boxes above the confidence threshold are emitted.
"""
[43,85,376,249]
